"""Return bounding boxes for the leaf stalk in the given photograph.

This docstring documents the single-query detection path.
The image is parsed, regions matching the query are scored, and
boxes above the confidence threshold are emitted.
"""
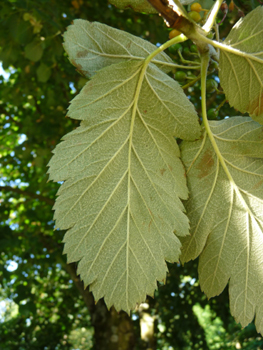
[197,36,263,64]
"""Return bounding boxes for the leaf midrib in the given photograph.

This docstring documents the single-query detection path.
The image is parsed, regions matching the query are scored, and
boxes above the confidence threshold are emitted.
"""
[208,123,261,226]
[75,67,141,110]
[126,62,146,310]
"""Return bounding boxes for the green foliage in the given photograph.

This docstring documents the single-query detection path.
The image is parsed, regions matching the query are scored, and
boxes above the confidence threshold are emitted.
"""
[48,0,263,336]
[109,0,158,13]
[24,39,43,62]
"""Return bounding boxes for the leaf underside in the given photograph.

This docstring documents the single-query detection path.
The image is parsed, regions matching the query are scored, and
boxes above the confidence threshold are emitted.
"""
[48,60,201,312]
[219,7,263,124]
[180,117,263,333]
[63,19,174,78]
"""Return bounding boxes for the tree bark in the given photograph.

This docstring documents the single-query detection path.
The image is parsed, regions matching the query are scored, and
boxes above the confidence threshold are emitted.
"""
[90,300,136,350]
[65,263,136,350]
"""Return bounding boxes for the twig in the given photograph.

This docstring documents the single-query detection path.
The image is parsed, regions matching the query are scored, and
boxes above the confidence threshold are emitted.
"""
[0,185,54,206]
[146,0,191,29]
[61,261,95,310]
[182,75,201,90]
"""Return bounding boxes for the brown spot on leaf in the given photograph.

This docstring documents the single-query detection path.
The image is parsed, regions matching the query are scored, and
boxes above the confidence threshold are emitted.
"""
[160,168,166,175]
[252,179,263,190]
[71,59,80,68]
[76,50,89,58]
[148,218,152,232]
[84,81,93,93]
[247,91,263,118]
[168,164,173,171]
[196,148,214,178]
[71,59,87,76]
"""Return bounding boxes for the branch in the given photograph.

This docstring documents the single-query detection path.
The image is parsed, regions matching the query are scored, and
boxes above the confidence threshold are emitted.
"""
[62,261,95,310]
[8,114,23,129]
[0,185,55,206]
[146,0,189,28]
[147,0,208,53]
[33,95,42,116]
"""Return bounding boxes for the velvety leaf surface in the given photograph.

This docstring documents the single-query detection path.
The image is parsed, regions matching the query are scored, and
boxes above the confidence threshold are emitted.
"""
[63,19,174,78]
[219,7,263,124]
[180,117,263,333]
[48,60,201,312]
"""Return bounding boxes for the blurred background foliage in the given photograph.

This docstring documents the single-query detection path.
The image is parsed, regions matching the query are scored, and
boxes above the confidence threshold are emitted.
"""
[0,0,262,349]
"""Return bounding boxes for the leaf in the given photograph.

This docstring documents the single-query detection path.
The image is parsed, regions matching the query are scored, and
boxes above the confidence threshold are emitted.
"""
[24,39,43,62]
[109,0,158,13]
[0,44,18,68]
[36,63,51,83]
[19,301,36,316]
[219,7,263,124]
[63,19,174,78]
[9,16,33,45]
[180,117,263,333]
[48,60,201,312]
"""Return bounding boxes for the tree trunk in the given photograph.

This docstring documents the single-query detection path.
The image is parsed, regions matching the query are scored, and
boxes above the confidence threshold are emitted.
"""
[90,300,136,350]
[65,263,136,350]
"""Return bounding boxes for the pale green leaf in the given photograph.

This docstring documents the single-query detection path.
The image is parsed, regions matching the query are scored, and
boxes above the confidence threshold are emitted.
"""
[180,117,263,332]
[219,7,263,124]
[48,60,201,312]
[63,19,174,78]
